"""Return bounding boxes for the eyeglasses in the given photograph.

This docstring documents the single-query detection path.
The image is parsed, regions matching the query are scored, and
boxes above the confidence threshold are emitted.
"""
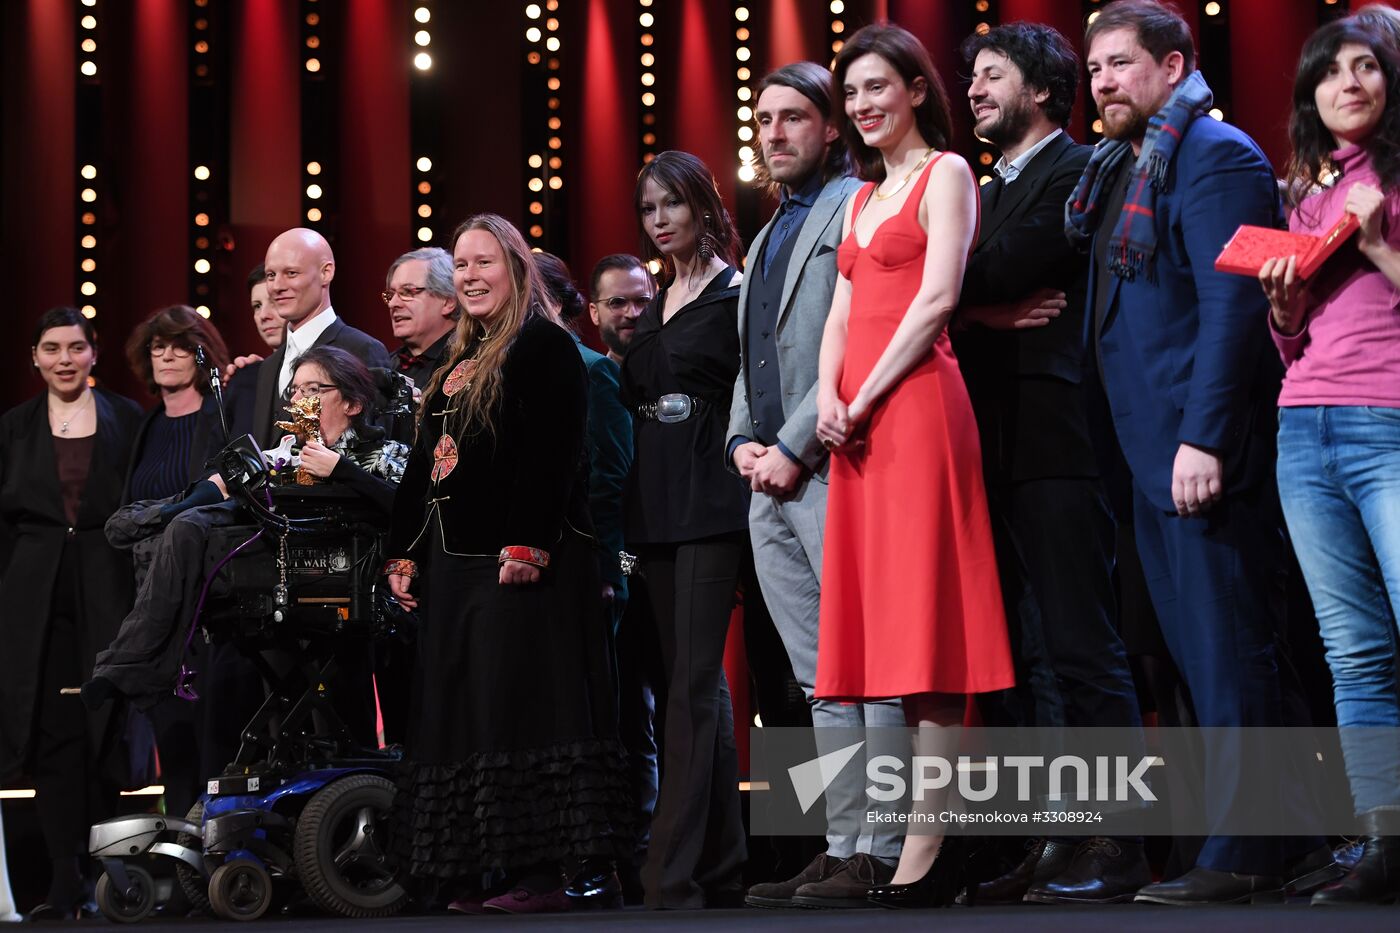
[382,285,430,304]
[596,295,653,312]
[289,382,339,399]
[149,340,194,358]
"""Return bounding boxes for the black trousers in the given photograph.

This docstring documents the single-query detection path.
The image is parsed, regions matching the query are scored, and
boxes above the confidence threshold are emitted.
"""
[976,477,1141,731]
[638,535,747,909]
[614,573,665,870]
[32,612,115,863]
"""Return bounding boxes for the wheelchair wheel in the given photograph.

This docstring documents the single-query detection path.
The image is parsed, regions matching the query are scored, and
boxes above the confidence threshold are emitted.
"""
[175,799,211,914]
[95,865,156,924]
[293,773,406,918]
[208,861,273,921]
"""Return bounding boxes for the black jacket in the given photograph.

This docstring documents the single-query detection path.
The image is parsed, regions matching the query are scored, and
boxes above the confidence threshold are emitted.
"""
[387,315,591,565]
[251,315,391,447]
[0,388,144,782]
[954,132,1098,484]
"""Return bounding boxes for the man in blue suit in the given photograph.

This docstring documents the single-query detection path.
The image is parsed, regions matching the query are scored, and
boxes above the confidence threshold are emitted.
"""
[1068,0,1324,905]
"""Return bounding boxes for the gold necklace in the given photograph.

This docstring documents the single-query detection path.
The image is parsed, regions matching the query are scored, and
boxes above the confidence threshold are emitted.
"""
[873,147,935,201]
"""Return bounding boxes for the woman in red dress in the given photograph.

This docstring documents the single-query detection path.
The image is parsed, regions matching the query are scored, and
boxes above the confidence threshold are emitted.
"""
[814,23,1014,906]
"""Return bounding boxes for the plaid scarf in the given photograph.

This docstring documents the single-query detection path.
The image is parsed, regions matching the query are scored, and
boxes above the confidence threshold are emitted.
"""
[1065,70,1214,282]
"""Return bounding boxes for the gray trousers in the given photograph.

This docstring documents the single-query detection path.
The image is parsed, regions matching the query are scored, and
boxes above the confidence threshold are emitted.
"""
[748,476,904,860]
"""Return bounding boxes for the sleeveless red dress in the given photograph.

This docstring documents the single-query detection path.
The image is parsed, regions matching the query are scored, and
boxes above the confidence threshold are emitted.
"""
[815,155,1014,700]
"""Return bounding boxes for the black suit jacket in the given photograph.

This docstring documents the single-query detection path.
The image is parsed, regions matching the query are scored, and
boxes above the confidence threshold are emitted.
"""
[955,132,1097,484]
[252,316,391,446]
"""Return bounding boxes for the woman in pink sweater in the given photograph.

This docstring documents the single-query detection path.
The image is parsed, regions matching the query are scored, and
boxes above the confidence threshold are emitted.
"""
[1260,15,1400,906]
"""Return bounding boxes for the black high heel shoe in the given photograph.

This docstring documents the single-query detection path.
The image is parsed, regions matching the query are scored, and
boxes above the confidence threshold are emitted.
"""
[867,838,968,909]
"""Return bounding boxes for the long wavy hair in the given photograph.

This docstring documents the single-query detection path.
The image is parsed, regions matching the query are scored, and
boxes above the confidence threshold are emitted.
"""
[832,23,953,182]
[421,213,550,439]
[1285,17,1400,216]
[634,151,741,281]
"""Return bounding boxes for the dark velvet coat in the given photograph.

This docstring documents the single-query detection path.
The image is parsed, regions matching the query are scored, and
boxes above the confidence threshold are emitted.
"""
[386,315,592,566]
[0,388,143,783]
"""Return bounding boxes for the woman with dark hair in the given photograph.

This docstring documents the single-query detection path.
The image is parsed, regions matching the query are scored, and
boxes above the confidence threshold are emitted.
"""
[813,23,1013,906]
[124,305,230,502]
[120,304,232,822]
[619,150,748,909]
[384,215,629,914]
[0,308,143,919]
[86,345,407,708]
[1261,16,1400,905]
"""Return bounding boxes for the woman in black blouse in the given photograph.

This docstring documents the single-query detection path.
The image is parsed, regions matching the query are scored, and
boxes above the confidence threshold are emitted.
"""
[384,214,629,914]
[124,305,229,503]
[621,150,749,909]
[0,308,143,919]
[121,304,232,824]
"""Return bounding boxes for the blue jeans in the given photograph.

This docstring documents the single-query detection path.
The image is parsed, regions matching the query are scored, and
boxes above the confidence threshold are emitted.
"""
[1278,406,1400,814]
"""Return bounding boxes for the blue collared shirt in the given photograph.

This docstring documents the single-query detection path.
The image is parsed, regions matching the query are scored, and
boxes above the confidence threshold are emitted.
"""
[761,171,825,279]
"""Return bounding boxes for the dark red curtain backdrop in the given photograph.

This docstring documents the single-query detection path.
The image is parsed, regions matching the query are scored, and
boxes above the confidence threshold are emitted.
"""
[0,0,1381,410]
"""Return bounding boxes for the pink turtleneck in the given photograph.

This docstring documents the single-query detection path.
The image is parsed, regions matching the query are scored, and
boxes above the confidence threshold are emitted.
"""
[1273,143,1400,408]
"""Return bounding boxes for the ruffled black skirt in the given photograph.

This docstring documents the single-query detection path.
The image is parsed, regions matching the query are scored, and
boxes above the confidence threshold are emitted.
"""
[388,526,632,879]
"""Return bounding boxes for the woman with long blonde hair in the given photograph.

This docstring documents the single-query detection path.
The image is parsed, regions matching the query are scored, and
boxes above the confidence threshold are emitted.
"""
[384,214,630,914]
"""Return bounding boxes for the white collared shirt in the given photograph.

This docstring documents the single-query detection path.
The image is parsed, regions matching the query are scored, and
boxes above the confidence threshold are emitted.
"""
[278,305,339,395]
[993,128,1064,185]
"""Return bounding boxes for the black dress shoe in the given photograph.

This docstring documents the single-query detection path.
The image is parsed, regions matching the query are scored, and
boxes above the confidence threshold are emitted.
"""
[1312,809,1400,905]
[866,838,966,909]
[1134,867,1283,905]
[24,903,72,922]
[745,853,844,908]
[1283,844,1343,897]
[564,862,623,910]
[964,837,1076,906]
[1024,838,1151,905]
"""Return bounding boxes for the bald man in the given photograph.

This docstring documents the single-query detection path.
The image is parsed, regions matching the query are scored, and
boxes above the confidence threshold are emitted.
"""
[252,228,391,446]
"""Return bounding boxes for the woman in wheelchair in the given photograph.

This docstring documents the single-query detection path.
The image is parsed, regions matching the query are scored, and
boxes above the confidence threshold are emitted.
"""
[82,346,408,710]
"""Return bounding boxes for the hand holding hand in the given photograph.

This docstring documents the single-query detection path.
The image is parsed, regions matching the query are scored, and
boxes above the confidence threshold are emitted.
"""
[732,441,767,478]
[298,441,341,478]
[816,390,852,450]
[751,446,804,498]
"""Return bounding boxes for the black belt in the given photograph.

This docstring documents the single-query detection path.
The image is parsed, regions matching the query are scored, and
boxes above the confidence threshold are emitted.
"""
[634,393,708,423]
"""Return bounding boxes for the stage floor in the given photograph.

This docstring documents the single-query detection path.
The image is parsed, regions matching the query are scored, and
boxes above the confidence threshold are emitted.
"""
[24,903,1399,931]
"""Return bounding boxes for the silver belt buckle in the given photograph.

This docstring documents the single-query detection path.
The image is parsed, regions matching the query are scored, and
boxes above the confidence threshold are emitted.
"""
[656,393,693,423]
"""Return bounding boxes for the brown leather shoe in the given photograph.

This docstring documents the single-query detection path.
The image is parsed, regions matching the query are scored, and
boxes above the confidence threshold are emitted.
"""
[792,853,894,909]
[745,853,844,908]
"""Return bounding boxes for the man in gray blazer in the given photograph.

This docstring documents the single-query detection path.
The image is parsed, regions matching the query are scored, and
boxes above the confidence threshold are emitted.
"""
[729,62,903,910]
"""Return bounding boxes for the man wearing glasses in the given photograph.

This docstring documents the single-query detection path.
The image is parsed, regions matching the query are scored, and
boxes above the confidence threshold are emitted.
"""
[588,254,654,365]
[384,247,459,395]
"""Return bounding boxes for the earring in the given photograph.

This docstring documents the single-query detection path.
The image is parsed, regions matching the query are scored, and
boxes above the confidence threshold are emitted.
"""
[697,212,717,264]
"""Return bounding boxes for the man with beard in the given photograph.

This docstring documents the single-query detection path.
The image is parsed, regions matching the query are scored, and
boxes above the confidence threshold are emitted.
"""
[586,252,658,901]
[728,62,904,909]
[589,254,653,364]
[1066,0,1325,905]
[953,22,1145,905]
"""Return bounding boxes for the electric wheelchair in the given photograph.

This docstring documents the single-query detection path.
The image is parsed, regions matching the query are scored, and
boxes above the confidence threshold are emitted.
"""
[89,422,415,923]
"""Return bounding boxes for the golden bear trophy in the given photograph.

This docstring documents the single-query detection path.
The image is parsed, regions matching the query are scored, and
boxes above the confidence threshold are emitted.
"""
[274,395,322,485]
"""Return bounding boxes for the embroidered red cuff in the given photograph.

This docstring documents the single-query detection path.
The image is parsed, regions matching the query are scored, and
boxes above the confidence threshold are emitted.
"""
[498,546,550,569]
[382,558,419,578]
